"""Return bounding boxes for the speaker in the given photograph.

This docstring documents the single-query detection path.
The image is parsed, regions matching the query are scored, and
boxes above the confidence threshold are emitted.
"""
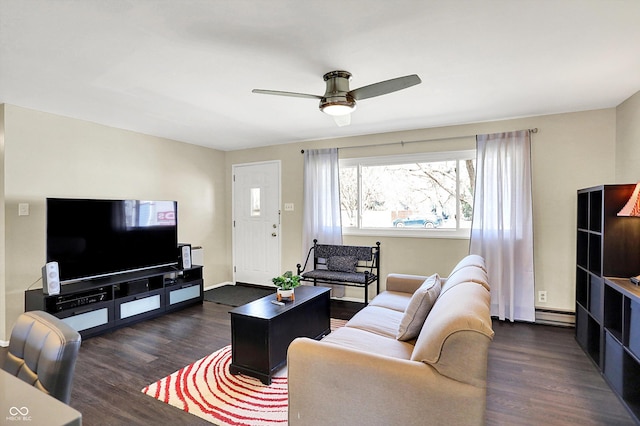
[42,261,61,296]
[178,243,192,269]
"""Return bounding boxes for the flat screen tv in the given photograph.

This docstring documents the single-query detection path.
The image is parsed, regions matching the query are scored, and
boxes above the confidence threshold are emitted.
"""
[46,198,178,283]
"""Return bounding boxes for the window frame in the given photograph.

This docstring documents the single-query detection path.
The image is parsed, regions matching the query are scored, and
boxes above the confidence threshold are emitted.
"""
[339,149,476,239]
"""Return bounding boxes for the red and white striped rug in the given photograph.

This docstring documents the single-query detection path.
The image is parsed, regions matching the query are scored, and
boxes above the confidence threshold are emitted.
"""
[142,345,287,425]
[142,319,348,425]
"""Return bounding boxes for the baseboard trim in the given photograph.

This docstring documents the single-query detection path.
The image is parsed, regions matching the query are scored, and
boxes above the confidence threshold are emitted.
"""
[535,308,575,327]
[203,281,233,292]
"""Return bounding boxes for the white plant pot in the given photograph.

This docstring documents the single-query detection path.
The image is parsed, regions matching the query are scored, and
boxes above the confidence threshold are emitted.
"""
[276,288,295,302]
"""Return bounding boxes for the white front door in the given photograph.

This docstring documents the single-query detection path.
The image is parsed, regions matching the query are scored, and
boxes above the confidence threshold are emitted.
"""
[232,161,281,286]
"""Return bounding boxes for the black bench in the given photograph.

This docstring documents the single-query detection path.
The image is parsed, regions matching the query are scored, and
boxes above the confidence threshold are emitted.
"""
[296,240,381,305]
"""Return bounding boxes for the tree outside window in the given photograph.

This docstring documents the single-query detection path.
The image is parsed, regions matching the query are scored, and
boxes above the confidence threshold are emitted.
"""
[339,151,475,233]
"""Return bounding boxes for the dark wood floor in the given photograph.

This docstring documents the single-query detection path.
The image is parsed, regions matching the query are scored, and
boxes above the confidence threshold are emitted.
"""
[2,301,636,425]
[486,321,634,425]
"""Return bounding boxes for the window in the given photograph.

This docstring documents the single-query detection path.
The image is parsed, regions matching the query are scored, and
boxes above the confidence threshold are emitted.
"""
[339,150,475,237]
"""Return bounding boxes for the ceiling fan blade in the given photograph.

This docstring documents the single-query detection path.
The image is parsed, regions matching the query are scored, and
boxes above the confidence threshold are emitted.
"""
[349,74,422,101]
[333,114,351,127]
[252,89,322,100]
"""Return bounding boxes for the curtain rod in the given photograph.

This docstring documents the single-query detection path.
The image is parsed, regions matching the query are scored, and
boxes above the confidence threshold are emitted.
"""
[300,127,538,153]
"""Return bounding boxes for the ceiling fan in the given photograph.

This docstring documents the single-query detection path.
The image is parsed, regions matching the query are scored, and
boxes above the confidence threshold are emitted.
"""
[252,71,422,127]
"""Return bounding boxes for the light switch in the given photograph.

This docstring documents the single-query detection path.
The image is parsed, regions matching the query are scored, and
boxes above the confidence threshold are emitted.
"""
[18,203,30,216]
[284,203,294,211]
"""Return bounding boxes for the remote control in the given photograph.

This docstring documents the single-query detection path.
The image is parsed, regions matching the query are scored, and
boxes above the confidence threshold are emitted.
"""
[271,300,285,306]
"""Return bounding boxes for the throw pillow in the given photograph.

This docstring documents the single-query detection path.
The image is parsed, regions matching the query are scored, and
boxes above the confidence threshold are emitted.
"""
[327,256,358,272]
[396,274,441,341]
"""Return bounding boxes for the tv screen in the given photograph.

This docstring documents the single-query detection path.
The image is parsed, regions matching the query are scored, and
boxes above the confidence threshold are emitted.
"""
[46,198,178,283]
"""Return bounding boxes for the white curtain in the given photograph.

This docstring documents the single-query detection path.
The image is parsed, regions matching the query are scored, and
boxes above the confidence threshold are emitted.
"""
[302,147,343,257]
[470,130,535,322]
[302,148,344,296]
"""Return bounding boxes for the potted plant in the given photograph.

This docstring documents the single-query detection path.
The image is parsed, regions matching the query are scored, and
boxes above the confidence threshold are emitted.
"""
[272,270,301,302]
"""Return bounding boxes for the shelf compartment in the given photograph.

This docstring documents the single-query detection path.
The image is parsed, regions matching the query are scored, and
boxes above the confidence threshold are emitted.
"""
[115,289,165,325]
[589,190,603,232]
[179,267,203,282]
[576,266,589,308]
[604,330,624,395]
[630,299,640,360]
[604,283,624,342]
[166,281,203,312]
[602,330,640,424]
[56,300,114,337]
[588,233,602,275]
[577,231,588,270]
[621,349,640,423]
[589,275,603,323]
[576,305,601,366]
[577,192,588,230]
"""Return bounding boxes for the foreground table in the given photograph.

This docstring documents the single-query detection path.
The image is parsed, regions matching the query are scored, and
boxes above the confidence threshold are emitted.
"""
[229,285,330,384]
[0,369,82,425]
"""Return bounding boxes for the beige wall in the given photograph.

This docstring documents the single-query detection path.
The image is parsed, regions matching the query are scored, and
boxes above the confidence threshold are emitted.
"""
[226,109,617,311]
[616,90,640,183]
[1,105,229,341]
[0,99,629,341]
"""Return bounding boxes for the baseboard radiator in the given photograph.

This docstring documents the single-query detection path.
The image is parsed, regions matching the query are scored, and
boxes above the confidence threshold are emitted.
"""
[535,308,575,327]
[334,299,576,327]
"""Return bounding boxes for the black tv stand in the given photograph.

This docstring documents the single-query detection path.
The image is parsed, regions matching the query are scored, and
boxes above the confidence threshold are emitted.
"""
[25,265,204,338]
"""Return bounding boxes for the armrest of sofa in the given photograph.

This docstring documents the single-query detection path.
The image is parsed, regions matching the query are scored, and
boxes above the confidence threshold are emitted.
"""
[385,273,428,294]
[287,338,486,426]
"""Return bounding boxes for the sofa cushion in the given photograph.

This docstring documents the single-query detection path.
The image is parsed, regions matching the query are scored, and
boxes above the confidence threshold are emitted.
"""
[327,255,358,272]
[411,282,494,386]
[345,305,405,339]
[448,254,487,276]
[396,274,441,341]
[440,255,489,296]
[368,291,412,312]
[321,327,414,360]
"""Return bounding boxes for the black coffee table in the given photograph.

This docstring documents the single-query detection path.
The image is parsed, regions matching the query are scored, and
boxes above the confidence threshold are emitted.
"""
[229,285,330,384]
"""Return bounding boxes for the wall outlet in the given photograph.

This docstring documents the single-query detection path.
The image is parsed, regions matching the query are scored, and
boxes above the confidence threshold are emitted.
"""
[538,290,547,303]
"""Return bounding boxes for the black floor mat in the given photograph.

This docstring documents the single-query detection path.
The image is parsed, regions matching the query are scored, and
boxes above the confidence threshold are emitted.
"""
[204,284,275,307]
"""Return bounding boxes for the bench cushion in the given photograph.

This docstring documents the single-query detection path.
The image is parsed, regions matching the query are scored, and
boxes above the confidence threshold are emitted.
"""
[315,244,374,261]
[301,269,375,284]
[327,256,358,272]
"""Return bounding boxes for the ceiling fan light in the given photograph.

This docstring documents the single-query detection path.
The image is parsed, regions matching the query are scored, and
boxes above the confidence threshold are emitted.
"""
[320,98,356,116]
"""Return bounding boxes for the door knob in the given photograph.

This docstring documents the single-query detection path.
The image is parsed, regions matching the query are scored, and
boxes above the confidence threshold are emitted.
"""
[272,232,277,237]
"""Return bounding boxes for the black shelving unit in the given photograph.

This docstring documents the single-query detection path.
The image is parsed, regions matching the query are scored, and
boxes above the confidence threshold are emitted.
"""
[603,278,640,422]
[25,265,204,338]
[576,184,640,423]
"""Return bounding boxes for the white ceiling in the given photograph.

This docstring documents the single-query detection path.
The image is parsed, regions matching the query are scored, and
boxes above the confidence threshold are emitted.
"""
[1,1,640,151]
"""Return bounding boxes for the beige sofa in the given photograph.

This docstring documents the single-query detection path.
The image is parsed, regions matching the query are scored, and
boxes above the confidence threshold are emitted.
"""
[287,255,494,426]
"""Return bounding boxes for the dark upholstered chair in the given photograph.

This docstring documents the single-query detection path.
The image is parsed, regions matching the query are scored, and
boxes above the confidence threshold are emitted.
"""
[2,311,81,404]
